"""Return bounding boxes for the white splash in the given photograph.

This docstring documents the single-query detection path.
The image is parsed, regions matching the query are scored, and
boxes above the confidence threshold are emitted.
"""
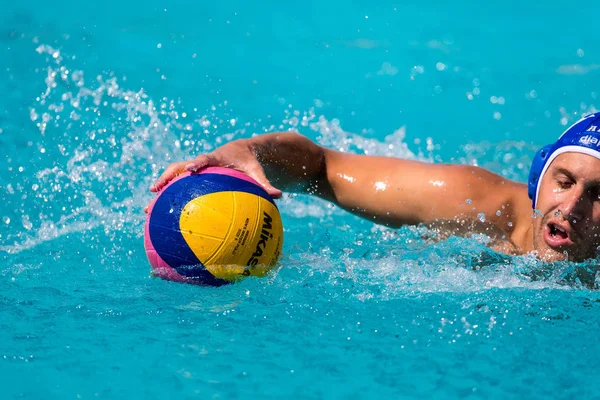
[338,173,356,183]
[377,62,398,76]
[374,181,388,191]
[556,64,600,75]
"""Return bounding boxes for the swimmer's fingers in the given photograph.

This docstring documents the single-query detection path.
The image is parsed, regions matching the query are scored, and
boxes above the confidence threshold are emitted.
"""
[184,155,214,173]
[146,158,209,212]
[246,162,283,199]
[188,153,283,199]
[151,141,283,199]
[150,161,188,192]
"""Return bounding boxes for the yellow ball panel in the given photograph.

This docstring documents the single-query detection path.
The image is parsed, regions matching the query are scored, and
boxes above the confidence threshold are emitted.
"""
[179,191,283,281]
[180,191,235,239]
[179,192,235,261]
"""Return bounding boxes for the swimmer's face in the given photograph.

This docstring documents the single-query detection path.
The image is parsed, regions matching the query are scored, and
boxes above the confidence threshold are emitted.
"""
[533,152,600,262]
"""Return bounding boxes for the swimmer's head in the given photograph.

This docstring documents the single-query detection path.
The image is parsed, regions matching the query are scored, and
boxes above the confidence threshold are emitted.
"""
[529,111,600,261]
[529,111,600,208]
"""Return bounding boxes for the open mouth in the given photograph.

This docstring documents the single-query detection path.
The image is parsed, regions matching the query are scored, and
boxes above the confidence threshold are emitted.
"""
[549,223,568,239]
[545,222,573,247]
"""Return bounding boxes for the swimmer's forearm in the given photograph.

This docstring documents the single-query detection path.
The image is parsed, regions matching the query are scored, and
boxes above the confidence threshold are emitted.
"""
[249,132,331,195]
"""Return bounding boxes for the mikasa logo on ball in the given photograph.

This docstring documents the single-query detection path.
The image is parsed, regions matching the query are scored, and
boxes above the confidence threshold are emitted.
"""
[246,211,274,269]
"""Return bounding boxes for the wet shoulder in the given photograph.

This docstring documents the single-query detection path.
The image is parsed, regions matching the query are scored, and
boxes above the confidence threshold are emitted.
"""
[457,166,528,224]
[505,182,534,252]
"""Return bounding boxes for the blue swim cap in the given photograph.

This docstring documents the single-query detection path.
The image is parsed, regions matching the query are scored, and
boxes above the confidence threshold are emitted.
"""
[528,112,600,209]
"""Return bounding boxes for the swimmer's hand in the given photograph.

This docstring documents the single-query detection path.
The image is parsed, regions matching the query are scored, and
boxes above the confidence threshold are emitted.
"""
[145,139,279,212]
[148,133,328,212]
[147,133,327,213]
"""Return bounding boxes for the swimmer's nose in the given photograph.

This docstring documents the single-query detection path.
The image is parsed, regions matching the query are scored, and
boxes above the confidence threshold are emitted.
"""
[561,188,586,223]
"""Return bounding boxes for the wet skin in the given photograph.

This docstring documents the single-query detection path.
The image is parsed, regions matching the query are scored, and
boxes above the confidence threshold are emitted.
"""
[532,152,600,262]
[148,132,600,263]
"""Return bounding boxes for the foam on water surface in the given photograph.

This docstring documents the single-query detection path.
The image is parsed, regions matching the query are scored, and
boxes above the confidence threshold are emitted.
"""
[2,2,600,398]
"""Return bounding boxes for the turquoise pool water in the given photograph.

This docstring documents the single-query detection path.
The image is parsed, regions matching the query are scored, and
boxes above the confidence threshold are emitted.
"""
[2,1,600,398]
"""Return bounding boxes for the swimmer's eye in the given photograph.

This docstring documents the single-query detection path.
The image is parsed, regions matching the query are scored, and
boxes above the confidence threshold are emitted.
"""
[556,179,573,190]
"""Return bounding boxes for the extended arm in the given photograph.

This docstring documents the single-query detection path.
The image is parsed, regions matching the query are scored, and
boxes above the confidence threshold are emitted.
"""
[150,132,526,229]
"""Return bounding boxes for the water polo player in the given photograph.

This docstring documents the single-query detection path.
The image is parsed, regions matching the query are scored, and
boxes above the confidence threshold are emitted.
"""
[150,112,600,262]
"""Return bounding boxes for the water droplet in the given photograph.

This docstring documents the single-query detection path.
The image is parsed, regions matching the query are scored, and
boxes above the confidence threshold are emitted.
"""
[477,213,486,223]
[533,209,546,219]
[496,210,502,216]
[22,216,32,230]
[466,199,472,204]
[2,216,10,225]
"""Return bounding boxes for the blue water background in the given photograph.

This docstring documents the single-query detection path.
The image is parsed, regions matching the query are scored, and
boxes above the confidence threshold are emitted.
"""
[1,0,600,398]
